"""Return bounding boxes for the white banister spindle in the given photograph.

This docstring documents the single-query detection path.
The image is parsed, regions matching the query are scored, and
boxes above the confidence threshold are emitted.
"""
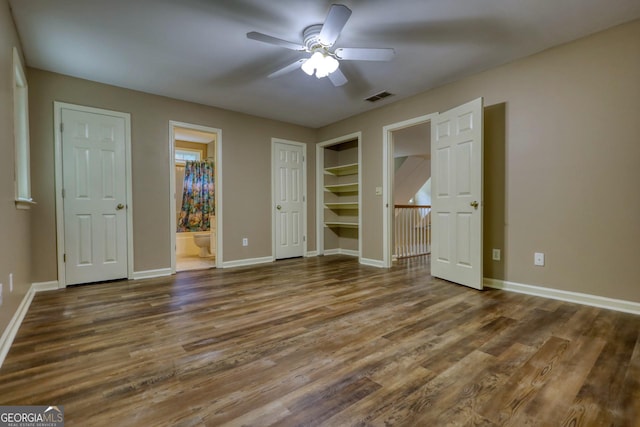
[394,205,431,259]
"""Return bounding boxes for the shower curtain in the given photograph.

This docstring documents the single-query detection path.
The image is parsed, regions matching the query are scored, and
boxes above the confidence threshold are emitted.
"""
[177,160,215,232]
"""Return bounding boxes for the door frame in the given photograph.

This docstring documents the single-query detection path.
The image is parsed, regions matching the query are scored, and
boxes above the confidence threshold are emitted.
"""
[169,121,223,272]
[382,114,437,268]
[271,138,307,259]
[54,102,134,288]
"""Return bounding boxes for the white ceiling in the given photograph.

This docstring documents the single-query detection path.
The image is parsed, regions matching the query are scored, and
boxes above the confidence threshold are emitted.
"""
[9,0,640,128]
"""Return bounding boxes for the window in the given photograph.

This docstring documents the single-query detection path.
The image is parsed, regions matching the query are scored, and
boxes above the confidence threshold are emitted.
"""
[13,47,33,209]
[175,148,202,165]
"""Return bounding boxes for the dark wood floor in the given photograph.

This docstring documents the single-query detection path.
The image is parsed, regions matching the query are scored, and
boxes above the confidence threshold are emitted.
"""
[1,255,639,426]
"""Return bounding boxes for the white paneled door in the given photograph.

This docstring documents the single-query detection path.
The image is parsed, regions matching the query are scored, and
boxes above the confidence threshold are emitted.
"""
[274,140,305,259]
[61,108,128,285]
[431,98,484,289]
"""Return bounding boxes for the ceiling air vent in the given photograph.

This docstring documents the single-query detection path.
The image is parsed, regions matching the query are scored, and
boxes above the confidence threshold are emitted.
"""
[365,91,394,102]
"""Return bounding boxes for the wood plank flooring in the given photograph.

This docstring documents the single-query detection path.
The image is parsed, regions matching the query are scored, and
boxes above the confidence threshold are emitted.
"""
[0,255,639,426]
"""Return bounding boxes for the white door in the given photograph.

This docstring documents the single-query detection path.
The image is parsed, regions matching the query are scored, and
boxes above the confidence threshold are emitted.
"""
[273,141,305,259]
[431,98,483,289]
[62,108,128,285]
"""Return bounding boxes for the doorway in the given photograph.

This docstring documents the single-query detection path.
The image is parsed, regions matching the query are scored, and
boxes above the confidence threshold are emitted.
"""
[383,98,484,290]
[383,114,436,268]
[169,121,222,272]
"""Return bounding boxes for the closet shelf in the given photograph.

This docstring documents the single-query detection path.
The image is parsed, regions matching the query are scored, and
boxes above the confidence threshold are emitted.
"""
[324,202,358,210]
[324,222,359,228]
[324,183,358,193]
[324,162,359,176]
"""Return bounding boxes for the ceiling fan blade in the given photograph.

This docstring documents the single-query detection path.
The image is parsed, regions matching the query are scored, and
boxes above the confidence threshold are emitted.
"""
[318,4,352,47]
[335,48,395,61]
[247,31,305,51]
[268,59,306,79]
[328,68,348,87]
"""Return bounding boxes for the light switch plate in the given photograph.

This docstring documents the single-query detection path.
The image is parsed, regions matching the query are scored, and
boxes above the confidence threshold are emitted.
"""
[534,252,545,266]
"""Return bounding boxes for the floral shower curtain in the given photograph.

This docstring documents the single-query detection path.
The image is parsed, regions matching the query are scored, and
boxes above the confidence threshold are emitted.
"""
[177,160,215,232]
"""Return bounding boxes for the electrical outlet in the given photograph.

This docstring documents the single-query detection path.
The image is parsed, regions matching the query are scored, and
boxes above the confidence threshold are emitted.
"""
[534,252,545,266]
[242,238,248,246]
[492,249,501,261]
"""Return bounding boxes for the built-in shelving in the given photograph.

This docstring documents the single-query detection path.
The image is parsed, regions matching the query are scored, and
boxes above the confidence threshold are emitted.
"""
[324,202,359,210]
[324,162,359,176]
[324,222,358,228]
[319,135,360,262]
[324,182,358,193]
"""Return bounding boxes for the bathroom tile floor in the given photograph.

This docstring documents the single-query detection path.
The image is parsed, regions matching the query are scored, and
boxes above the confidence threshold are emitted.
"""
[176,254,216,271]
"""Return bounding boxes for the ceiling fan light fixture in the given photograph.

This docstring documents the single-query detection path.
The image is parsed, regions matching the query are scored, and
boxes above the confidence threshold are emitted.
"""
[303,51,340,79]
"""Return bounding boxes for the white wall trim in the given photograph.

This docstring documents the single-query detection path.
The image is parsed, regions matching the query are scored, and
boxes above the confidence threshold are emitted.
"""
[323,249,359,257]
[0,288,35,368]
[360,257,386,268]
[0,283,57,369]
[222,256,274,269]
[305,250,318,257]
[32,281,60,291]
[132,268,173,280]
[484,278,640,315]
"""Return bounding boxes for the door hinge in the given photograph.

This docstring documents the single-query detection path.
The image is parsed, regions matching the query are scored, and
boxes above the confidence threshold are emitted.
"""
[303,195,306,202]
[63,254,66,263]
[303,235,306,242]
[60,122,64,133]
[62,188,65,198]
[302,155,305,162]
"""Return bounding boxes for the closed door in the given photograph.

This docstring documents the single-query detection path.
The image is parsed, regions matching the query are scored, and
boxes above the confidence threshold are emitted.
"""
[273,141,305,259]
[431,98,484,289]
[62,108,128,285]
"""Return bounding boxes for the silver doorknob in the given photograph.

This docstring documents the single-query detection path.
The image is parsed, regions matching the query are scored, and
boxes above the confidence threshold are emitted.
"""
[470,201,479,209]
[276,205,282,210]
[116,203,125,210]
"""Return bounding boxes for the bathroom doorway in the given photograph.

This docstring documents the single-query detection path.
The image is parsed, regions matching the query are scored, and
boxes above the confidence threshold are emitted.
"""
[169,121,222,273]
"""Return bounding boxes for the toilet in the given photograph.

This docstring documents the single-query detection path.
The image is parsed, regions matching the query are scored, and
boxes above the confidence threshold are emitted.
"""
[193,232,211,257]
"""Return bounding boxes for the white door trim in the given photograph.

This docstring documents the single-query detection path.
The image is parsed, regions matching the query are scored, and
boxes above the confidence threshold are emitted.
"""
[382,114,437,268]
[169,121,223,272]
[316,132,362,260]
[271,138,307,259]
[54,102,134,288]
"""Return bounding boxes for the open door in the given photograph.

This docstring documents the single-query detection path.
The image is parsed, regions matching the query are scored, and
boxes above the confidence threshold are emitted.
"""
[430,98,483,289]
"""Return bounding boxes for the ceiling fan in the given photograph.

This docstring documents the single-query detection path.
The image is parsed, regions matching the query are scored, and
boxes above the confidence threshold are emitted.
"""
[247,4,395,86]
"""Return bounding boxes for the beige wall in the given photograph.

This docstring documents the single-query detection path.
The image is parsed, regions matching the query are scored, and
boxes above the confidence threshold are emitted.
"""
[28,69,317,281]
[0,1,32,336]
[317,19,640,303]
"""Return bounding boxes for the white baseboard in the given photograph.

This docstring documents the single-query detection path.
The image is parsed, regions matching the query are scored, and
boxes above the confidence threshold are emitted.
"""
[360,257,385,268]
[32,281,60,291]
[484,278,640,315]
[222,256,274,269]
[323,249,359,257]
[132,268,172,280]
[0,282,58,369]
[305,251,318,258]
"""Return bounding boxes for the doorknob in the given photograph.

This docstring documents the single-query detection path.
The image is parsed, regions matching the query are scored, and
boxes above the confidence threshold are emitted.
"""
[276,205,282,210]
[116,203,125,210]
[470,201,479,209]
